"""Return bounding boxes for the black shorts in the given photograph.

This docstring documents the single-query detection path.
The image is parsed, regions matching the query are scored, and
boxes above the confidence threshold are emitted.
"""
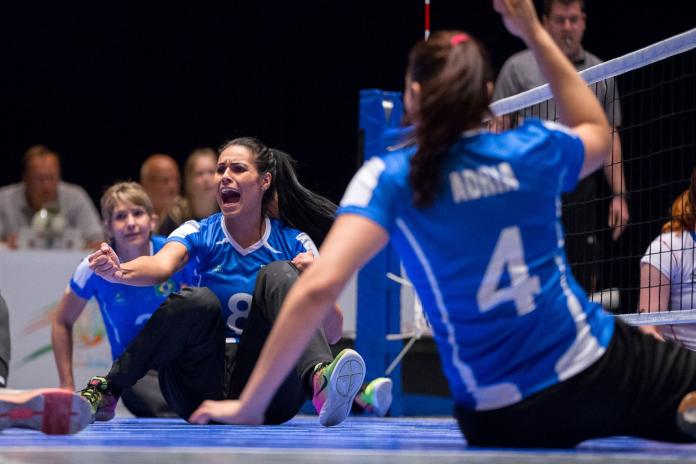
[455,320,696,448]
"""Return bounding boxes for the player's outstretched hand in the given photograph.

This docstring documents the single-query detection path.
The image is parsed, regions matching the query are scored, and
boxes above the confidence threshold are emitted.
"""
[88,243,124,284]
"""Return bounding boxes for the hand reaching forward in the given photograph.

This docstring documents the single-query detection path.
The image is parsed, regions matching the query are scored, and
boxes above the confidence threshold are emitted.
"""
[88,243,125,283]
[189,399,264,425]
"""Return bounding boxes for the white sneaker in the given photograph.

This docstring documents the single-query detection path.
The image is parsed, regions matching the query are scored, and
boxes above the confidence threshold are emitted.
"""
[354,377,393,417]
[311,349,366,427]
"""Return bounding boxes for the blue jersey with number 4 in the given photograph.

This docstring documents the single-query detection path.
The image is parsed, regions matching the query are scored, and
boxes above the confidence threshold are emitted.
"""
[167,214,318,339]
[339,119,615,411]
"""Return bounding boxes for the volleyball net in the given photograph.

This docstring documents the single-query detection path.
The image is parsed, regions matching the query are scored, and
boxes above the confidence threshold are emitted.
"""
[490,28,696,326]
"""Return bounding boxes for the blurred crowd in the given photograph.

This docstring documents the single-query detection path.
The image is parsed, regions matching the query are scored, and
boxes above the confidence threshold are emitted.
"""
[0,145,219,251]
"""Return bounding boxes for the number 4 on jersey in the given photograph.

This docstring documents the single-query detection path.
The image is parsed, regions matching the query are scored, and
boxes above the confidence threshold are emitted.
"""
[476,226,541,316]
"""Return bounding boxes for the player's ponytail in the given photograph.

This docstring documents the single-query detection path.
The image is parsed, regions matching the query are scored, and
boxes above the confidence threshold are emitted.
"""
[406,31,493,207]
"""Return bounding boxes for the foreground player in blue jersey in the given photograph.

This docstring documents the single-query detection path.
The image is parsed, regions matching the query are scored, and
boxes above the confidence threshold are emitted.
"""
[82,138,369,427]
[52,182,194,417]
[188,0,696,447]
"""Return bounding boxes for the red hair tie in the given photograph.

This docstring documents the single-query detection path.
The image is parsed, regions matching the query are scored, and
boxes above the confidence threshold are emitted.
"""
[450,33,470,46]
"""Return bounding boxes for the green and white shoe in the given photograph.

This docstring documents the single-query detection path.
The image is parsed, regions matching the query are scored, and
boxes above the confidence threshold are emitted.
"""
[354,377,393,417]
[311,349,366,427]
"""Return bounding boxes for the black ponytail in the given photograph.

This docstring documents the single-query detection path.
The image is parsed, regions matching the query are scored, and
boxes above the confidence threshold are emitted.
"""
[268,149,336,246]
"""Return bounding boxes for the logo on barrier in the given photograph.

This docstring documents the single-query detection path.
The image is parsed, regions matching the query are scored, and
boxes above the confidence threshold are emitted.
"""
[18,300,108,368]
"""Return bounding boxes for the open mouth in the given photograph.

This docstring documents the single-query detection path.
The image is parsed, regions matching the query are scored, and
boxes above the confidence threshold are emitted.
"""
[220,188,241,205]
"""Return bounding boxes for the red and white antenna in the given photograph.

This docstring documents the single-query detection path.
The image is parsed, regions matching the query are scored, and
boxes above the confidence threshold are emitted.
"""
[424,0,431,40]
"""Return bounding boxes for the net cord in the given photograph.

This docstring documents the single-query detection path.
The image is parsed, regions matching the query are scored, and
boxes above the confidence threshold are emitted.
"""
[618,309,696,326]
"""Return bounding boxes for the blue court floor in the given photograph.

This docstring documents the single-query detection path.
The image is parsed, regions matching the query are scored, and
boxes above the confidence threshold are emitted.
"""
[1,416,696,464]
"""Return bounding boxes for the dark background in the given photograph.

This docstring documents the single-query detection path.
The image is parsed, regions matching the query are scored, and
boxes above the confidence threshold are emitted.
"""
[1,1,692,202]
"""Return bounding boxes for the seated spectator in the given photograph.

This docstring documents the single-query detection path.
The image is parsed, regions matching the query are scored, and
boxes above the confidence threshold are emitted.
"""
[0,145,104,249]
[183,148,218,220]
[639,167,696,349]
[140,154,187,236]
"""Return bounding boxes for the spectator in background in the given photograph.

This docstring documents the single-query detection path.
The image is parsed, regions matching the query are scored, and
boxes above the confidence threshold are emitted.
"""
[0,145,104,249]
[639,167,696,349]
[493,0,628,293]
[184,148,219,221]
[139,154,188,236]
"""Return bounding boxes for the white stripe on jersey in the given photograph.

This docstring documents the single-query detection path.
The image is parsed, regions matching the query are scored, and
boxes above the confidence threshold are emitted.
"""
[396,218,523,411]
[541,120,576,136]
[169,220,201,240]
[340,157,386,208]
[552,169,605,380]
[72,257,94,290]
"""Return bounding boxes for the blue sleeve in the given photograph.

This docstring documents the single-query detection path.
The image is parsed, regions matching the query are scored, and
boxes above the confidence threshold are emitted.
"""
[337,156,399,232]
[69,258,95,300]
[166,220,202,258]
[539,121,585,192]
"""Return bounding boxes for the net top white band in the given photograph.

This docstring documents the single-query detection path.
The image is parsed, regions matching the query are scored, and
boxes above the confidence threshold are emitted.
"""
[617,309,696,326]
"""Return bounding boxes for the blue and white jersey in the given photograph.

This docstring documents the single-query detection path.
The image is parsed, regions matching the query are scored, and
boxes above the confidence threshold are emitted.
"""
[70,235,194,360]
[168,214,317,339]
[339,119,615,411]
